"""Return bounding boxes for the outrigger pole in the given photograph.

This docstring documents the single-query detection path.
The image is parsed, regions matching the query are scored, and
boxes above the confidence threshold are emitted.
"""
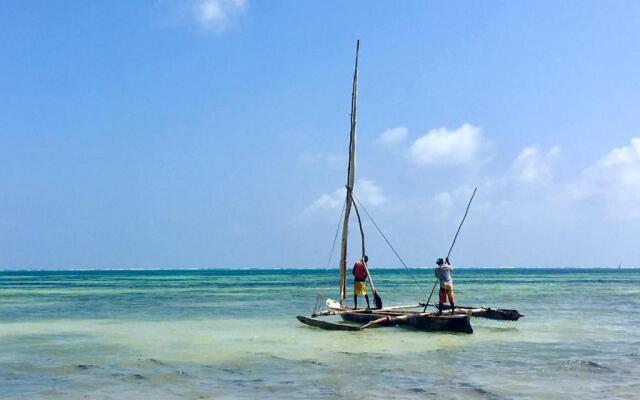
[424,187,477,311]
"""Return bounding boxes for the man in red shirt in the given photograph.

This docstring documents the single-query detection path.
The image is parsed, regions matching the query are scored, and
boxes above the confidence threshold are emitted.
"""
[352,255,370,309]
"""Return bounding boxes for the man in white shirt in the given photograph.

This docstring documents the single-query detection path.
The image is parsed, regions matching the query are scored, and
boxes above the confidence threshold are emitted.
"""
[434,257,455,315]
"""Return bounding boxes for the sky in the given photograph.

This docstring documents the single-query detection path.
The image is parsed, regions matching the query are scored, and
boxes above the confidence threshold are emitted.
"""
[1,1,640,269]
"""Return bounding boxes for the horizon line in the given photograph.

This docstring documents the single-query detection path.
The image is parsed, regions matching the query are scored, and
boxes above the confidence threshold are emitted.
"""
[0,266,637,272]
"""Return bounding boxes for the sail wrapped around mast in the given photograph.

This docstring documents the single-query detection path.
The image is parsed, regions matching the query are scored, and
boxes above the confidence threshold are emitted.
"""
[338,40,359,302]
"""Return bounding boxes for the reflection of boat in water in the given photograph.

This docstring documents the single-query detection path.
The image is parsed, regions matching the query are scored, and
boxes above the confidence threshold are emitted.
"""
[296,41,522,334]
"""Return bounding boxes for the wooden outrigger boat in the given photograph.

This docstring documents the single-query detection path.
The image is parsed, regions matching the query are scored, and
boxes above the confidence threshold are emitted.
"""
[298,300,522,333]
[297,313,473,333]
[296,41,523,334]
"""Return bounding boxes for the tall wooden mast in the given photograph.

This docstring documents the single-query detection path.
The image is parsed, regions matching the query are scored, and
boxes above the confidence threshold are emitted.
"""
[338,40,359,302]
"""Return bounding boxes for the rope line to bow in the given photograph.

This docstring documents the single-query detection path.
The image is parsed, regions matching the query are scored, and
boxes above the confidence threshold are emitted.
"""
[351,193,428,298]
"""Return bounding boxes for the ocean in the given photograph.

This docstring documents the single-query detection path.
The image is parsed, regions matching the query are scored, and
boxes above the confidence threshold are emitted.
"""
[1,268,638,399]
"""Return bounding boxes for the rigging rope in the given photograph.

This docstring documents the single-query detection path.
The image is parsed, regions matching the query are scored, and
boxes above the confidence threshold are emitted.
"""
[351,193,428,298]
[325,200,347,270]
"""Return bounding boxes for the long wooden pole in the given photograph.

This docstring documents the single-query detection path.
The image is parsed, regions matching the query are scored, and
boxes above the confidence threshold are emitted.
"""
[351,194,375,292]
[352,195,383,309]
[424,188,477,311]
[446,187,477,260]
[338,40,359,302]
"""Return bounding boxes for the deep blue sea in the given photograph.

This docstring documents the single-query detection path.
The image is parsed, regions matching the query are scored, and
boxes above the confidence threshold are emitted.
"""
[1,268,639,399]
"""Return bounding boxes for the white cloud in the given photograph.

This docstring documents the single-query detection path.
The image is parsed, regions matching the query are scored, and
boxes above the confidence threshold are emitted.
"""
[306,192,343,212]
[570,137,640,218]
[356,179,386,207]
[375,126,408,147]
[408,123,482,165]
[434,191,454,209]
[155,0,246,33]
[512,145,561,183]
[193,0,246,32]
[600,138,640,167]
[299,152,341,169]
[428,185,478,216]
[304,179,386,216]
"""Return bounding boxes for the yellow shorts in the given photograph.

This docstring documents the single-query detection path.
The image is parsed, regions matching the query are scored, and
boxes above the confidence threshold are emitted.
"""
[354,281,367,296]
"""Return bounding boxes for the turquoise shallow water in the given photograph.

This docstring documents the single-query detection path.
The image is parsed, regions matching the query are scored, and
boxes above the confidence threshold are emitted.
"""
[1,268,639,399]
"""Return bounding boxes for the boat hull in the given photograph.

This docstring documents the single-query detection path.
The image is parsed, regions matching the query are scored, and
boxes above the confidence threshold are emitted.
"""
[341,311,473,334]
[296,315,362,331]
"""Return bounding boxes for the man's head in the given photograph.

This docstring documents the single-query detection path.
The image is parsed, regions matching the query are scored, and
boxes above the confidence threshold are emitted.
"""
[436,258,444,265]
[364,255,369,263]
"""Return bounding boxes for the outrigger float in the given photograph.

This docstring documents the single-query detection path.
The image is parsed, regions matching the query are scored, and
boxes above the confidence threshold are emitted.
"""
[296,41,523,334]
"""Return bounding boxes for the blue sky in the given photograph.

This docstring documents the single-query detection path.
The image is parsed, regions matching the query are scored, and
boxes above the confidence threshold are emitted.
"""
[1,1,640,269]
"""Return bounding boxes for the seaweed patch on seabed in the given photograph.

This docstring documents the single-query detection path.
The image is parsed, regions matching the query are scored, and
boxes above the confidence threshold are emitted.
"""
[337,351,356,356]
[363,352,386,360]
[250,352,290,362]
[457,381,506,400]
[112,372,150,382]
[135,357,170,368]
[147,358,169,366]
[230,377,266,388]
[301,359,327,367]
[75,364,101,371]
[218,367,244,375]
[562,359,612,372]
[407,387,439,396]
